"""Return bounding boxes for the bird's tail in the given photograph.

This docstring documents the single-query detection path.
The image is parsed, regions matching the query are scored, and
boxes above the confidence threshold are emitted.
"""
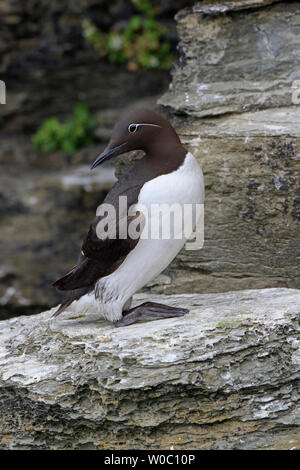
[52,257,103,291]
[52,285,94,318]
[52,299,73,317]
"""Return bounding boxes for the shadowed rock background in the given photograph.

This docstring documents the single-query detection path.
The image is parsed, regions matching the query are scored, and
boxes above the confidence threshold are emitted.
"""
[157,0,300,294]
[0,0,181,318]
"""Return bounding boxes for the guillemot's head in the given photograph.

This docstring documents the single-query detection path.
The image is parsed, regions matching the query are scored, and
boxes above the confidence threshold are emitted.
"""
[91,108,181,169]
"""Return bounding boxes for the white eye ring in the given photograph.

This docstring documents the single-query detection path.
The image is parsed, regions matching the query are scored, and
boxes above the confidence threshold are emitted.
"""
[128,123,138,133]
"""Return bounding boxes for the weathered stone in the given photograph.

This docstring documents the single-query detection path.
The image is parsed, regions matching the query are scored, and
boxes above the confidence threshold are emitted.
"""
[0,288,299,449]
[115,106,300,296]
[192,0,281,15]
[159,2,300,117]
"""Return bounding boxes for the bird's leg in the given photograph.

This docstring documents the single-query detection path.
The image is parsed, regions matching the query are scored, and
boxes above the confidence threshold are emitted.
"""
[114,301,188,328]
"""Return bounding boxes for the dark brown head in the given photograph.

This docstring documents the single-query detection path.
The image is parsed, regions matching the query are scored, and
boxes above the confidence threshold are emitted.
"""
[91,108,183,169]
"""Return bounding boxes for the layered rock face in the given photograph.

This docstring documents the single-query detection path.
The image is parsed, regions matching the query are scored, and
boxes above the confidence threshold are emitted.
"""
[0,288,299,450]
[0,148,116,318]
[153,0,300,295]
[0,0,173,131]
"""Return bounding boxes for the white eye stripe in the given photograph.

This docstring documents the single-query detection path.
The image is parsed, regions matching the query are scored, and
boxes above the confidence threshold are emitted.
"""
[128,123,161,133]
[137,123,161,128]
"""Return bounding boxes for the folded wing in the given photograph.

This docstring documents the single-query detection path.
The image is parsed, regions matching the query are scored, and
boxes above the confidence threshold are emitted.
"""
[52,207,144,316]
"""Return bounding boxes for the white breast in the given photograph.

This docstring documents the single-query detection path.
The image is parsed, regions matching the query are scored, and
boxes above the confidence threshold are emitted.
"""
[94,152,205,322]
[138,151,204,206]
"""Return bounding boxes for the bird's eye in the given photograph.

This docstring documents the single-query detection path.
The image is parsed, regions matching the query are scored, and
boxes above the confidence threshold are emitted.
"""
[128,123,138,133]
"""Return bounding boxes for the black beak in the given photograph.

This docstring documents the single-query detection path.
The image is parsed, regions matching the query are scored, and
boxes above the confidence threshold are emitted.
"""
[90,142,127,170]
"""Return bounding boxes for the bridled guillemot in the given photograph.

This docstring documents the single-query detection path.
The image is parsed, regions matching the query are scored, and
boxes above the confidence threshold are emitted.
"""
[52,108,204,327]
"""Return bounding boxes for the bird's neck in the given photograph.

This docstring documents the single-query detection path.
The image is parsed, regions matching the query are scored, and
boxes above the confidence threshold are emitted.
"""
[144,140,187,174]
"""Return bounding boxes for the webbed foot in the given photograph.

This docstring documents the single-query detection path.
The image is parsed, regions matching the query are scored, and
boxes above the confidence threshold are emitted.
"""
[115,301,188,328]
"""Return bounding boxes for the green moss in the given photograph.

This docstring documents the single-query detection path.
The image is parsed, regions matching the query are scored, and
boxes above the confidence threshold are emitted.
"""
[32,103,97,153]
[216,319,243,329]
[82,0,175,70]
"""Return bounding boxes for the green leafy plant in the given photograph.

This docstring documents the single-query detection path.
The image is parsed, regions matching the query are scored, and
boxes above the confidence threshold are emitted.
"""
[32,103,97,153]
[82,0,175,70]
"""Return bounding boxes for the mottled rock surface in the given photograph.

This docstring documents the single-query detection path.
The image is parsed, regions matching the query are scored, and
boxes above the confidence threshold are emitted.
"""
[0,288,299,450]
[158,107,300,295]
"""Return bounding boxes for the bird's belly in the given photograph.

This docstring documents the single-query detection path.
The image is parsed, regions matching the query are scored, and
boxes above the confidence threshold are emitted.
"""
[111,237,184,294]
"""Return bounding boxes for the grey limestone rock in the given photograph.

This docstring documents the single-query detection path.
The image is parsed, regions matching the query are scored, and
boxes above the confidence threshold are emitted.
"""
[0,288,299,449]
[159,1,300,117]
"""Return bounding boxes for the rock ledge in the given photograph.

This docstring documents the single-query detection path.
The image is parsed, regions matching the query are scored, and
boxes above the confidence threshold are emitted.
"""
[0,288,299,450]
